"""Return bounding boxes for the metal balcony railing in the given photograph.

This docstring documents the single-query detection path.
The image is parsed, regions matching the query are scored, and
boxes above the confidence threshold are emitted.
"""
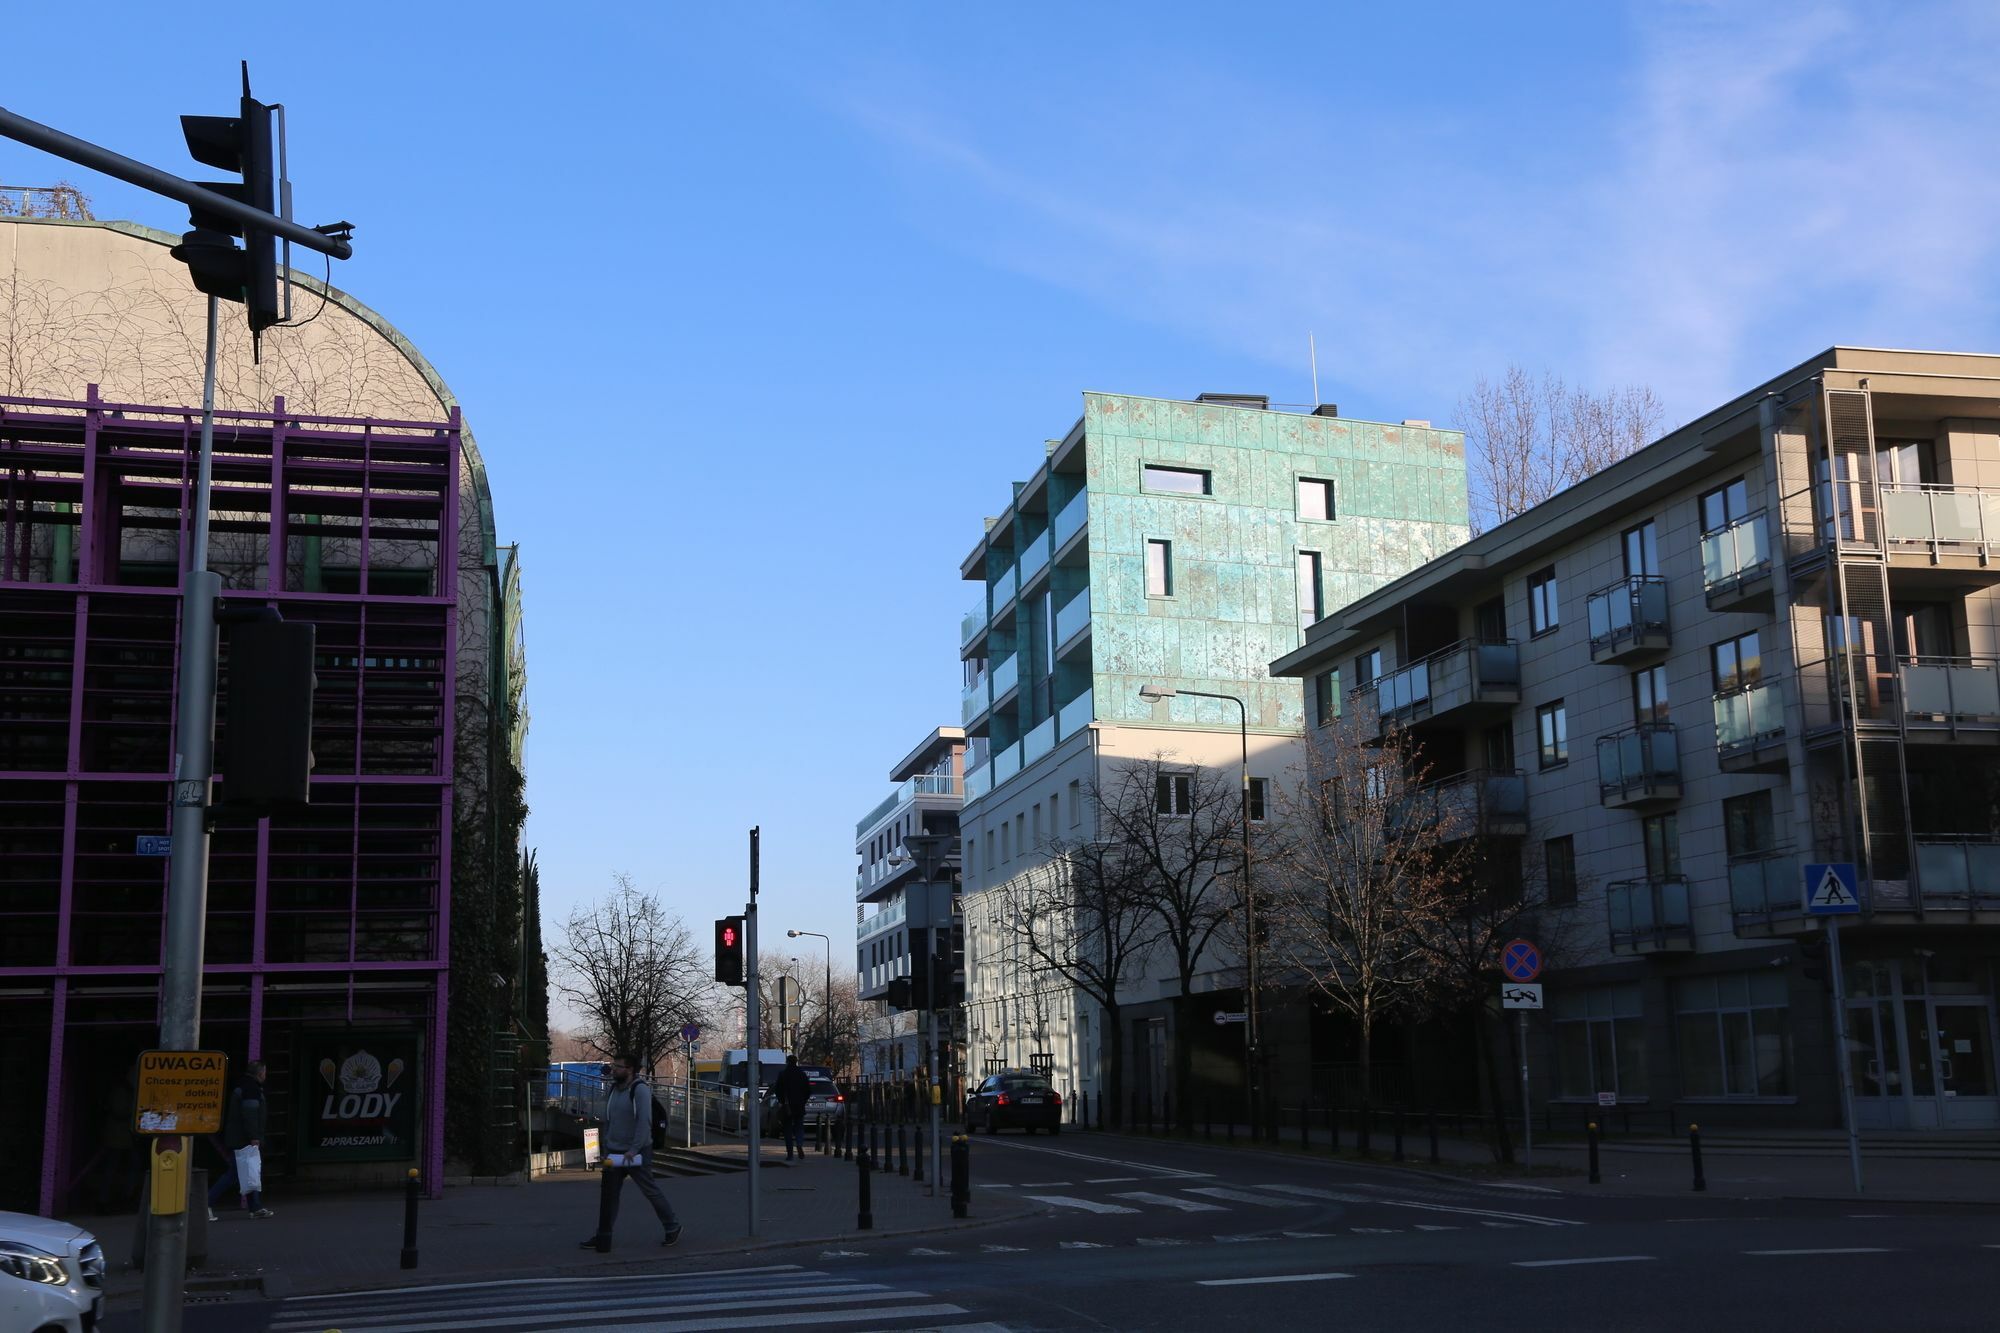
[1586,575,1670,659]
[854,770,965,838]
[1607,876,1693,953]
[1371,640,1520,731]
[1387,769,1527,841]
[1701,511,1771,601]
[1880,483,2000,560]
[1728,851,1801,920]
[1915,838,2000,908]
[1596,723,1680,805]
[1900,656,2000,730]
[1713,680,1786,757]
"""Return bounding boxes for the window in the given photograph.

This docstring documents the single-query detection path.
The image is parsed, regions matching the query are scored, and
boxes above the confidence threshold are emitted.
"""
[1536,700,1568,769]
[1145,539,1173,597]
[1312,670,1339,727]
[1545,835,1577,907]
[1298,476,1335,521]
[1015,813,1025,858]
[1622,520,1660,577]
[1711,630,1763,693]
[1049,791,1059,833]
[1248,778,1268,823]
[1354,649,1382,691]
[1068,780,1082,826]
[1632,664,1669,723]
[1031,803,1041,846]
[1723,790,1777,859]
[1676,972,1793,1097]
[999,823,1009,863]
[984,832,994,872]
[1701,476,1751,534]
[1483,721,1516,772]
[1475,596,1507,643]
[1642,812,1680,878]
[1155,772,1192,815]
[1554,983,1646,1100]
[1297,551,1324,630]
[1528,567,1560,637]
[1141,465,1211,495]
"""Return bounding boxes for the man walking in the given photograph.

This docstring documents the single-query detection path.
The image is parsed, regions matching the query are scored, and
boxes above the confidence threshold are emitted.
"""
[215,1061,272,1220]
[773,1054,811,1161]
[579,1054,681,1253]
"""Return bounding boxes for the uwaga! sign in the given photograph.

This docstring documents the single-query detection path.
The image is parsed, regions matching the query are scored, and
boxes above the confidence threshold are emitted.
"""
[296,1033,420,1163]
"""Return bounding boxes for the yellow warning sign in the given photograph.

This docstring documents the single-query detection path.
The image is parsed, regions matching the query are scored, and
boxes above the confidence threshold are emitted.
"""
[135,1049,229,1135]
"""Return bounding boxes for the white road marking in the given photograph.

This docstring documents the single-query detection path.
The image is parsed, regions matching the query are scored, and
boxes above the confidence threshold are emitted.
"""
[282,1265,811,1301]
[1413,1225,1459,1231]
[1087,1176,1140,1183]
[1514,1256,1656,1268]
[1059,1240,1109,1249]
[1137,1237,1192,1246]
[1252,1182,1581,1227]
[1484,1182,1564,1194]
[1745,1248,1896,1256]
[1481,1221,1519,1229]
[1113,1190,1228,1212]
[1027,1194,1140,1214]
[1185,1186,1308,1208]
[1282,1231,1339,1239]
[1350,1227,1400,1234]
[979,1244,1027,1253]
[1197,1273,1355,1286]
[908,1247,951,1256]
[818,1251,865,1259]
[1214,1234,1269,1243]
[1018,1180,1072,1187]
[978,1137,1212,1178]
[975,1183,1016,1189]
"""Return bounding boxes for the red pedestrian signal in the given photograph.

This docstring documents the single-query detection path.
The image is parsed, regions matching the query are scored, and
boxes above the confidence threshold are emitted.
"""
[715,915,746,987]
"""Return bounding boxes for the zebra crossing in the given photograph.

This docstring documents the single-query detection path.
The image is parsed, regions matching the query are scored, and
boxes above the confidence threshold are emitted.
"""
[1014,1180,1583,1228]
[270,1263,1001,1333]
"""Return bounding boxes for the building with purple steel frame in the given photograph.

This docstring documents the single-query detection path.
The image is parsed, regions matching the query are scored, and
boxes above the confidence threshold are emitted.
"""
[0,203,533,1217]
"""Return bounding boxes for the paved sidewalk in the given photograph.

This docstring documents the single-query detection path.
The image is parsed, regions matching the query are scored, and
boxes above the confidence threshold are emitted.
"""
[87,1143,1026,1309]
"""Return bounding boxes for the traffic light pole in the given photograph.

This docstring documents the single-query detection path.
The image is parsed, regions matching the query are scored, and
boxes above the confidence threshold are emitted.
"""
[1825,917,1864,1194]
[745,828,761,1238]
[142,294,223,1333]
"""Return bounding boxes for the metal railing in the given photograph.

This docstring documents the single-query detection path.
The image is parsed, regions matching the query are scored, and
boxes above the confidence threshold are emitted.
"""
[1387,769,1527,840]
[1713,680,1785,756]
[1586,575,1670,656]
[1900,655,2000,728]
[0,184,93,219]
[1915,838,2000,907]
[855,770,964,838]
[1728,850,1801,919]
[1372,639,1519,725]
[1596,723,1680,803]
[1606,876,1692,952]
[1880,483,2000,558]
[1701,511,1771,598]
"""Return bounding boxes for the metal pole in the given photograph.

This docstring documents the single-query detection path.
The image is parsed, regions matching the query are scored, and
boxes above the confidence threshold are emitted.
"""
[1825,917,1865,1193]
[746,828,761,1237]
[685,1041,694,1151]
[928,1009,942,1197]
[1518,1009,1533,1168]
[142,294,222,1333]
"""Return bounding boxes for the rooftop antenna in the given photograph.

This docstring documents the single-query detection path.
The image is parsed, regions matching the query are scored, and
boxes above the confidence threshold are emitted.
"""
[1309,332,1321,405]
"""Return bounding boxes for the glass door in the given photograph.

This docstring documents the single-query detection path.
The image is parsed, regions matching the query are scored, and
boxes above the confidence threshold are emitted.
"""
[1933,1002,1998,1128]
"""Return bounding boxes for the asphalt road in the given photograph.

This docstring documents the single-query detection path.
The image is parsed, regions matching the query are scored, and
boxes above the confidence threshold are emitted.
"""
[107,1130,2000,1331]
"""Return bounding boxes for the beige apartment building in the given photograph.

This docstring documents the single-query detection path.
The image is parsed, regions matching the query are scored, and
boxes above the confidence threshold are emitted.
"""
[1272,348,2000,1132]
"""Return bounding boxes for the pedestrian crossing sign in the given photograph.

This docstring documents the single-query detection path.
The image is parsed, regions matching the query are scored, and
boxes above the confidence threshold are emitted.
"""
[1803,862,1861,914]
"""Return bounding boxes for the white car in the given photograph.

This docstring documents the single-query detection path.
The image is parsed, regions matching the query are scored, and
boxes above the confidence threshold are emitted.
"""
[0,1211,105,1333]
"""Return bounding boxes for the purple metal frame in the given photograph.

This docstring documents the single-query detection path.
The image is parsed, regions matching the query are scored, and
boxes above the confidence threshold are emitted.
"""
[0,388,464,1213]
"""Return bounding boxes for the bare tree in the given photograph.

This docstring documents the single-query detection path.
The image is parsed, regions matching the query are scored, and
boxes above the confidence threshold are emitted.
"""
[997,838,1159,1129]
[1264,716,1465,1112]
[550,875,711,1076]
[1091,756,1241,1129]
[1459,367,1664,532]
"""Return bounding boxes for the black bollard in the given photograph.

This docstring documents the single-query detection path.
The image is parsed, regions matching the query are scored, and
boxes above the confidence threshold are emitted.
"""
[897,1121,909,1177]
[914,1122,926,1184]
[1428,1108,1440,1165]
[1690,1123,1706,1192]
[950,1134,970,1219]
[400,1167,420,1270]
[857,1139,874,1230]
[1587,1121,1601,1185]
[1394,1110,1405,1163]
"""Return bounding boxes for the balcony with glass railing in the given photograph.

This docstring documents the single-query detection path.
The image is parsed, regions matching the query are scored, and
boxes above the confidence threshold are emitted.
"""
[1022,714,1056,766]
[1881,483,2000,570]
[1916,838,2000,909]
[1607,876,1693,954]
[1056,586,1091,651]
[1596,724,1681,808]
[1018,529,1052,587]
[1387,769,1527,842]
[1052,490,1088,550]
[990,652,1020,704]
[1586,575,1671,664]
[858,895,908,942]
[991,740,1022,786]
[1702,511,1773,610]
[1900,656,2000,738]
[1369,640,1520,739]
[1713,679,1787,769]
[990,561,1020,615]
[854,770,965,840]
[961,596,989,648]
[961,672,988,727]
[1058,688,1094,738]
[1728,851,1803,927]
[964,762,992,802]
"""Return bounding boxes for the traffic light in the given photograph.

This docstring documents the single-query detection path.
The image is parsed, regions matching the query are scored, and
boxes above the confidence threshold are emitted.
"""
[219,614,316,813]
[884,978,914,1011]
[1798,932,1831,988]
[714,916,745,986]
[170,62,280,335]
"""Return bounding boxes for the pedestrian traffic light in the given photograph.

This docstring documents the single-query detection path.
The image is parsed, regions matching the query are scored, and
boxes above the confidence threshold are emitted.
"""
[1798,932,1831,988]
[714,916,745,986]
[219,613,316,813]
[170,62,281,336]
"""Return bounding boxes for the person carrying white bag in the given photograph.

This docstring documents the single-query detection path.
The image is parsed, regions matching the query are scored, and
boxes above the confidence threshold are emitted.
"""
[578,1053,682,1253]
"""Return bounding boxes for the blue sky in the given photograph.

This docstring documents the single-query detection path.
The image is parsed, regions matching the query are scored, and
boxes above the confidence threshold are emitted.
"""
[8,2,2000,1016]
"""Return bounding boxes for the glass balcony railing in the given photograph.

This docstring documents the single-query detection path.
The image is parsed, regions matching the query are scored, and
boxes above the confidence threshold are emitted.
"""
[1585,575,1670,659]
[858,896,907,940]
[1916,839,2000,907]
[1052,491,1088,548]
[990,652,1019,701]
[854,770,965,838]
[1701,511,1771,601]
[1595,724,1680,806]
[991,562,1019,610]
[1387,769,1527,842]
[1019,530,1052,584]
[964,763,991,801]
[961,675,987,726]
[961,598,988,646]
[1728,851,1801,919]
[1058,688,1094,737]
[991,740,1021,785]
[1056,587,1091,646]
[1022,715,1056,766]
[1881,483,2000,555]
[1901,656,2000,729]
[1713,680,1786,758]
[1370,640,1519,733]
[1607,876,1693,953]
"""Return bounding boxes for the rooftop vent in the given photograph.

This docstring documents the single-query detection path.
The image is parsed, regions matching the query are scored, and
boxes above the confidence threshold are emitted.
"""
[1312,404,1340,417]
[1195,393,1269,410]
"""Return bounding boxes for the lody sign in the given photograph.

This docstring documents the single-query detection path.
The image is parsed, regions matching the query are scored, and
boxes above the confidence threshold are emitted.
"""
[296,1032,420,1163]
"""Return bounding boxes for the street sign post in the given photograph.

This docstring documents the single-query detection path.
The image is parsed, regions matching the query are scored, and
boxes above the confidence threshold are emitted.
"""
[1803,863,1864,1194]
[1498,940,1541,1167]
[1501,939,1543,982]
[1212,1010,1248,1026]
[1500,983,1543,1010]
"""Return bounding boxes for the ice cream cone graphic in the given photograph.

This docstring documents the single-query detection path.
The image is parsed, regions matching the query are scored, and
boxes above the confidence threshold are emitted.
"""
[318,1059,337,1090]
[387,1058,406,1088]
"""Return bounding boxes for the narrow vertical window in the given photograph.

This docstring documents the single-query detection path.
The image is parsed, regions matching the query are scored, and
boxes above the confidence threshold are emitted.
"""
[1545,836,1577,906]
[1537,700,1568,768]
[1248,777,1268,822]
[1528,567,1560,636]
[1146,540,1172,597]
[1297,550,1324,631]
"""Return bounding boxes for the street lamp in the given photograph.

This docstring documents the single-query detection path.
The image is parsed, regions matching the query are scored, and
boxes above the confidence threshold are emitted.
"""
[1139,683,1261,1136]
[786,929,830,1067]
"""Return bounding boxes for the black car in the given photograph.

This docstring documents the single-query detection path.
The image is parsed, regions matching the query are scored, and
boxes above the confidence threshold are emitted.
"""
[964,1069,1062,1134]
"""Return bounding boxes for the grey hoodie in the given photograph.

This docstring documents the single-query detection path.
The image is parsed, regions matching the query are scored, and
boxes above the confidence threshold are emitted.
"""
[602,1078,654,1156]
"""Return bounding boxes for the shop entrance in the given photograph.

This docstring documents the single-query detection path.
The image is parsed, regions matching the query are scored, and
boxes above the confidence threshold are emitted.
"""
[1848,957,1999,1130]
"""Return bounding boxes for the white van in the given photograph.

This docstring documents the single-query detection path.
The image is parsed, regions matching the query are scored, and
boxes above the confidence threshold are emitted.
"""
[714,1049,788,1131]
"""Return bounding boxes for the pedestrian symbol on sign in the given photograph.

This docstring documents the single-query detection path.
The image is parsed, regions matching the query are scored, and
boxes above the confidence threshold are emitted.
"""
[1803,862,1861,914]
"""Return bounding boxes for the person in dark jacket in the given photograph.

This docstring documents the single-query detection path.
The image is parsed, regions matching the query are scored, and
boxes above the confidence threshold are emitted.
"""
[578,1054,681,1253]
[218,1061,272,1219]
[772,1055,812,1160]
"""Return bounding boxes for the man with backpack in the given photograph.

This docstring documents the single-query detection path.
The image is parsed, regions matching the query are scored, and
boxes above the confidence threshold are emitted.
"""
[772,1054,812,1161]
[578,1054,681,1252]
